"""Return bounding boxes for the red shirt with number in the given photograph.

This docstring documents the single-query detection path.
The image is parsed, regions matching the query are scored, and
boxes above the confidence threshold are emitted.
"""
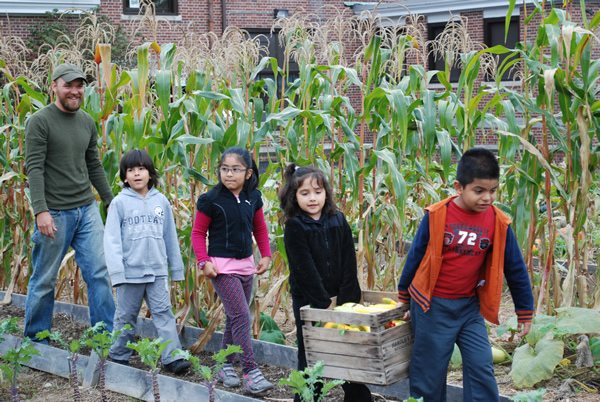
[432,200,495,299]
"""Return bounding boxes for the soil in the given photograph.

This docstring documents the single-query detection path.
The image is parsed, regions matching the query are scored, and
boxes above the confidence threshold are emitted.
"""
[1,297,599,402]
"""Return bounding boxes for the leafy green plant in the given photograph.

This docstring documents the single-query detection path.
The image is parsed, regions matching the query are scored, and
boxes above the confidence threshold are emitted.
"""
[174,344,241,402]
[127,337,172,402]
[259,312,286,345]
[508,388,546,402]
[36,329,87,402]
[278,360,344,402]
[0,318,19,342]
[0,322,39,402]
[82,322,129,402]
[449,343,462,370]
[589,337,600,364]
[497,308,600,387]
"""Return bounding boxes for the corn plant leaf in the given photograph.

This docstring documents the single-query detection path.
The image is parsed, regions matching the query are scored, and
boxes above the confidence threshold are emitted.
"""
[159,43,177,71]
[420,90,437,153]
[498,130,567,199]
[156,70,172,118]
[509,338,564,388]
[228,88,246,115]
[0,172,19,185]
[506,0,517,41]
[175,134,214,145]
[373,149,406,207]
[249,56,272,82]
[191,90,230,101]
[435,129,452,178]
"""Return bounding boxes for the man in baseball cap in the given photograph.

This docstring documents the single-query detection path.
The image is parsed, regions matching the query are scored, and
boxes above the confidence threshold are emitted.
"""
[52,63,87,83]
[23,61,116,342]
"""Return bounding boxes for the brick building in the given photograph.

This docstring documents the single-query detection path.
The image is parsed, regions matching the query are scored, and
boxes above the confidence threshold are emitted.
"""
[3,1,597,82]
[4,1,597,62]
[1,0,598,149]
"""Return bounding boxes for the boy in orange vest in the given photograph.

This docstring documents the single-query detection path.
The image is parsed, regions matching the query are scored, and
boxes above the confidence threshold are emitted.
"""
[397,148,534,401]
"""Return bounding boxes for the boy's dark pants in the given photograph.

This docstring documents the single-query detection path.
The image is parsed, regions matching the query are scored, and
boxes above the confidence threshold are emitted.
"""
[409,296,500,402]
[292,296,373,402]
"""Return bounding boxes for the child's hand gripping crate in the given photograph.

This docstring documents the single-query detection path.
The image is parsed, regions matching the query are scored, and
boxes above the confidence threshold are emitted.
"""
[300,290,413,386]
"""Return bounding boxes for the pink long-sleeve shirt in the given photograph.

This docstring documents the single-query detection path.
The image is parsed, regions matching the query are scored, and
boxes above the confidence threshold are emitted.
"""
[191,208,271,275]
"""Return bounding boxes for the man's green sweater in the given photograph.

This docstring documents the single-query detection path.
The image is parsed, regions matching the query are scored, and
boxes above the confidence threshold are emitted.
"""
[25,103,114,215]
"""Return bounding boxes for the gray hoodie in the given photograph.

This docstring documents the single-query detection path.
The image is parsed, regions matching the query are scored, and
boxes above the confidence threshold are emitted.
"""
[104,187,184,286]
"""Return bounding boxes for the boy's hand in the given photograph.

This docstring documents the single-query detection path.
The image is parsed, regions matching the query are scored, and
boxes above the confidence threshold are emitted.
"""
[395,301,411,321]
[518,321,532,337]
[256,256,271,275]
[202,262,218,279]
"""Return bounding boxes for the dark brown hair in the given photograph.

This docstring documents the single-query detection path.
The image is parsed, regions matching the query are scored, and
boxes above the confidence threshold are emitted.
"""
[278,164,337,224]
[119,149,159,190]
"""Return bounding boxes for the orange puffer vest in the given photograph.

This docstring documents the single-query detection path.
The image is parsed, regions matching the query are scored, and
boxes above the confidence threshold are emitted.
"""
[408,196,511,324]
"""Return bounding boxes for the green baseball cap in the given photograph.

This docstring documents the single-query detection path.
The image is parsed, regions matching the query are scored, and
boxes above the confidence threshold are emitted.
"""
[52,63,87,83]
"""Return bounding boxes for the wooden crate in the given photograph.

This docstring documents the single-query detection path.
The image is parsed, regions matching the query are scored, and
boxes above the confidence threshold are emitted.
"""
[300,290,413,386]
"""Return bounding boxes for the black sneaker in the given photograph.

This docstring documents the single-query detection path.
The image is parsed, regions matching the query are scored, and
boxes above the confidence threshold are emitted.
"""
[111,358,130,366]
[164,359,191,374]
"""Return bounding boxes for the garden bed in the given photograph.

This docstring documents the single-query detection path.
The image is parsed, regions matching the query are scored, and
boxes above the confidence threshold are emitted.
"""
[4,291,598,401]
[0,292,488,401]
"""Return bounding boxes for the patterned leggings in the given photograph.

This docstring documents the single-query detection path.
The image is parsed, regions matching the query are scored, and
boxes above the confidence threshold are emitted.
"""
[211,273,257,374]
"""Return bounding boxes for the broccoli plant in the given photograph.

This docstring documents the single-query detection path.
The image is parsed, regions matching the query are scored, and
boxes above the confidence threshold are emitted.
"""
[82,322,130,402]
[36,329,90,402]
[278,360,344,402]
[127,337,172,402]
[174,344,241,402]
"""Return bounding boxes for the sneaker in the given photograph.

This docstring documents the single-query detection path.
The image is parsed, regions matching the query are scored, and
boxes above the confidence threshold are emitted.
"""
[217,363,240,387]
[110,358,130,367]
[164,359,191,374]
[243,368,273,394]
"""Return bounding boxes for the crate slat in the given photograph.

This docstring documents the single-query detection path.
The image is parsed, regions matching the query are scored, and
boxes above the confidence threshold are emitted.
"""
[314,361,411,385]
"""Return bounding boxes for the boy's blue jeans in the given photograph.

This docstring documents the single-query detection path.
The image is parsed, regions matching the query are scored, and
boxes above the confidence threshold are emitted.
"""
[24,202,116,340]
[409,296,500,402]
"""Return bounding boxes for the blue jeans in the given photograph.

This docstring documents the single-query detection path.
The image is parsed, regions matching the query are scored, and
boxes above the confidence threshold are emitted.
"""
[409,296,499,402]
[24,202,116,341]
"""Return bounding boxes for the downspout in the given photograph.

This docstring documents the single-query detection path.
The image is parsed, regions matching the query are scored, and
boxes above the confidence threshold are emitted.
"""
[221,0,227,33]
[208,0,214,33]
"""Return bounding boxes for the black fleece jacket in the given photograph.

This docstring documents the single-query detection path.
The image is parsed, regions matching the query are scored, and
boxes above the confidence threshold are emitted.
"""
[284,211,362,308]
[196,187,263,259]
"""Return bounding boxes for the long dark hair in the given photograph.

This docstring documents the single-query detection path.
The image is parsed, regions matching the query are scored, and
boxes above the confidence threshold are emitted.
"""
[278,164,337,224]
[212,147,260,196]
[119,149,159,190]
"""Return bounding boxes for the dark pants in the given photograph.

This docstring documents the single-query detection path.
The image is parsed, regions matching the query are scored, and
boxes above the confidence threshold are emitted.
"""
[292,296,373,402]
[409,296,500,402]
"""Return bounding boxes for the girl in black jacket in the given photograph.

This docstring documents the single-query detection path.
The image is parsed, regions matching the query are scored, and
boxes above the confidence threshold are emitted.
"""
[279,164,372,402]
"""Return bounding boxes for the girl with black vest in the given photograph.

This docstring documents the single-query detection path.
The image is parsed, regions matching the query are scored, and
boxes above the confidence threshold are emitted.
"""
[191,147,273,394]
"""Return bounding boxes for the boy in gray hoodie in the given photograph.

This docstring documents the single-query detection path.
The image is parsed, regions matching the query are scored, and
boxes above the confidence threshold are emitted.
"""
[104,149,190,374]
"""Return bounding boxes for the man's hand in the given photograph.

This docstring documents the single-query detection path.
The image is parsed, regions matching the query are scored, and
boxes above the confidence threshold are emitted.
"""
[396,301,411,321]
[518,321,532,337]
[36,211,57,239]
[256,256,271,275]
